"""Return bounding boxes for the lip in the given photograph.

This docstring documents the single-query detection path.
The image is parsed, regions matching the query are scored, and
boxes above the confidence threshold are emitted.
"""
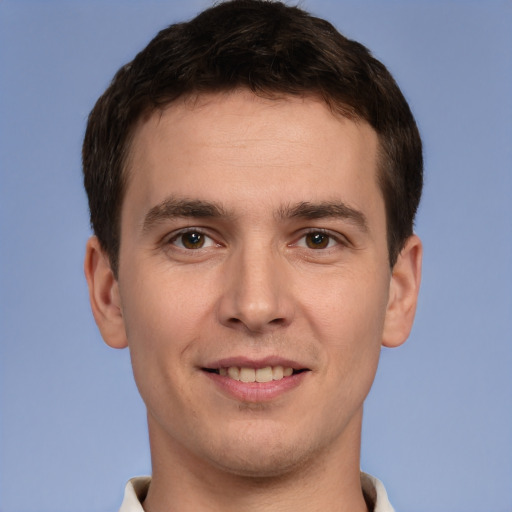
[205,356,306,370]
[203,369,309,403]
[201,356,310,403]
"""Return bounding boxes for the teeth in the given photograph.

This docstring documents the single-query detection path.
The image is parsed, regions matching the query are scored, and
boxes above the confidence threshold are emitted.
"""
[240,368,255,382]
[256,366,273,383]
[272,366,284,380]
[219,365,295,382]
[227,367,240,380]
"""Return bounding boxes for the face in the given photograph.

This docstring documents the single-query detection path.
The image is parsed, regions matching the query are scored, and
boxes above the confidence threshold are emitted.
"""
[91,90,419,478]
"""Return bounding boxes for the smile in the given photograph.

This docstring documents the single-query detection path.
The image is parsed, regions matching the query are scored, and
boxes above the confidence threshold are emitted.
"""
[202,362,310,402]
[205,365,299,382]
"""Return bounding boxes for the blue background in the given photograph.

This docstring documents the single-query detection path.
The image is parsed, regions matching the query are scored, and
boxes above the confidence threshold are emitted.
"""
[1,1,511,511]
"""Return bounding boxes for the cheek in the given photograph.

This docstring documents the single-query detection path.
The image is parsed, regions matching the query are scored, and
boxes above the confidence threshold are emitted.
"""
[300,266,389,382]
[120,265,214,340]
[300,265,389,338]
[117,270,208,393]
[119,277,206,431]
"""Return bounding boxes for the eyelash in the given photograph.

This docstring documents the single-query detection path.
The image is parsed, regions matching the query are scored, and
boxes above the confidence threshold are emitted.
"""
[165,227,347,251]
[167,228,218,250]
[291,229,348,250]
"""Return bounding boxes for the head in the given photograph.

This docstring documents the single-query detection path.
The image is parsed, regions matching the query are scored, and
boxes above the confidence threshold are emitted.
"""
[83,0,422,278]
[83,0,423,484]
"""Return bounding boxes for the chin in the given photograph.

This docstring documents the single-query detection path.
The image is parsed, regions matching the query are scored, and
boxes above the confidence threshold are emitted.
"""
[201,426,322,479]
[210,449,310,479]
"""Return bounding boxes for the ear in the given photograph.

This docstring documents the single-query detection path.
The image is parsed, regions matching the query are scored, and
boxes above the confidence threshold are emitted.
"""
[382,234,422,348]
[84,236,128,349]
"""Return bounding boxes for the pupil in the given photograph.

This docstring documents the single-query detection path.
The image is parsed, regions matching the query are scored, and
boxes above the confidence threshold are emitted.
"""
[183,232,204,249]
[307,232,329,249]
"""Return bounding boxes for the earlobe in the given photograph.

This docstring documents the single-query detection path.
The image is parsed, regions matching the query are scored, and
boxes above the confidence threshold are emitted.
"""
[84,236,128,349]
[382,234,422,348]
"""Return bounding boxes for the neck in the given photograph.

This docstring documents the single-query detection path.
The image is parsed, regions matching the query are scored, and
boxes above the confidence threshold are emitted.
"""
[142,410,369,512]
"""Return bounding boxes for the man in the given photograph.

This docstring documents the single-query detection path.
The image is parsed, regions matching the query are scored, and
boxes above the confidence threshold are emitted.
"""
[83,1,422,511]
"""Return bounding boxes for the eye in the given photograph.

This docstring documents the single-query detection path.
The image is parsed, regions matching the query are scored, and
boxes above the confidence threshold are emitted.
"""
[295,230,341,250]
[305,232,330,249]
[170,230,217,250]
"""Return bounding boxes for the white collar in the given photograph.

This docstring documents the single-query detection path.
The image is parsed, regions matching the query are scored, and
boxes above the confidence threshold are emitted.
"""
[361,472,395,512]
[119,472,394,512]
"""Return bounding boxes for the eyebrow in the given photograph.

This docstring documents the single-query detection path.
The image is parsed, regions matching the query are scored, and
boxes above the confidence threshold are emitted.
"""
[142,197,230,233]
[277,201,368,232]
[142,197,368,233]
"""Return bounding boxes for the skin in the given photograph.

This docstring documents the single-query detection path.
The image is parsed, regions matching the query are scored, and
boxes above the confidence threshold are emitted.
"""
[85,90,422,512]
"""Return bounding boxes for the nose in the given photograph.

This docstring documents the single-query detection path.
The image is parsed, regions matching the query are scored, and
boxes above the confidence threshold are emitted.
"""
[217,246,294,334]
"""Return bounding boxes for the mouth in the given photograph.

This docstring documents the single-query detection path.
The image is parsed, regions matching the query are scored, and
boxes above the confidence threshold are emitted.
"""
[202,365,309,383]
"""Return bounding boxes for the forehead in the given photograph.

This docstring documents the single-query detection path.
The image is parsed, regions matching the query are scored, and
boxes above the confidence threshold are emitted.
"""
[123,90,382,222]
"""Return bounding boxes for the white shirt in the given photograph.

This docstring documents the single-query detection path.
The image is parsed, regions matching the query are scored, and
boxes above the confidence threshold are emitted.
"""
[118,472,395,512]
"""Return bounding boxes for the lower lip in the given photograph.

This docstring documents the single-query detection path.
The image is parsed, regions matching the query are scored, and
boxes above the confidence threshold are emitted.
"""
[203,371,309,403]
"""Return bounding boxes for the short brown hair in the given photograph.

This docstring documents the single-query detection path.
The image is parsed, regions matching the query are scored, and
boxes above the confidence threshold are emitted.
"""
[83,0,423,276]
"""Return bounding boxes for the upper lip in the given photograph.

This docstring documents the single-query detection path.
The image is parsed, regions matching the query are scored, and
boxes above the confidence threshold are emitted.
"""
[202,356,309,370]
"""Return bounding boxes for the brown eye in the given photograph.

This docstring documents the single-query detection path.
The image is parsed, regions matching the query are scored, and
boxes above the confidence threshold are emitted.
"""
[305,232,330,249]
[178,231,206,249]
